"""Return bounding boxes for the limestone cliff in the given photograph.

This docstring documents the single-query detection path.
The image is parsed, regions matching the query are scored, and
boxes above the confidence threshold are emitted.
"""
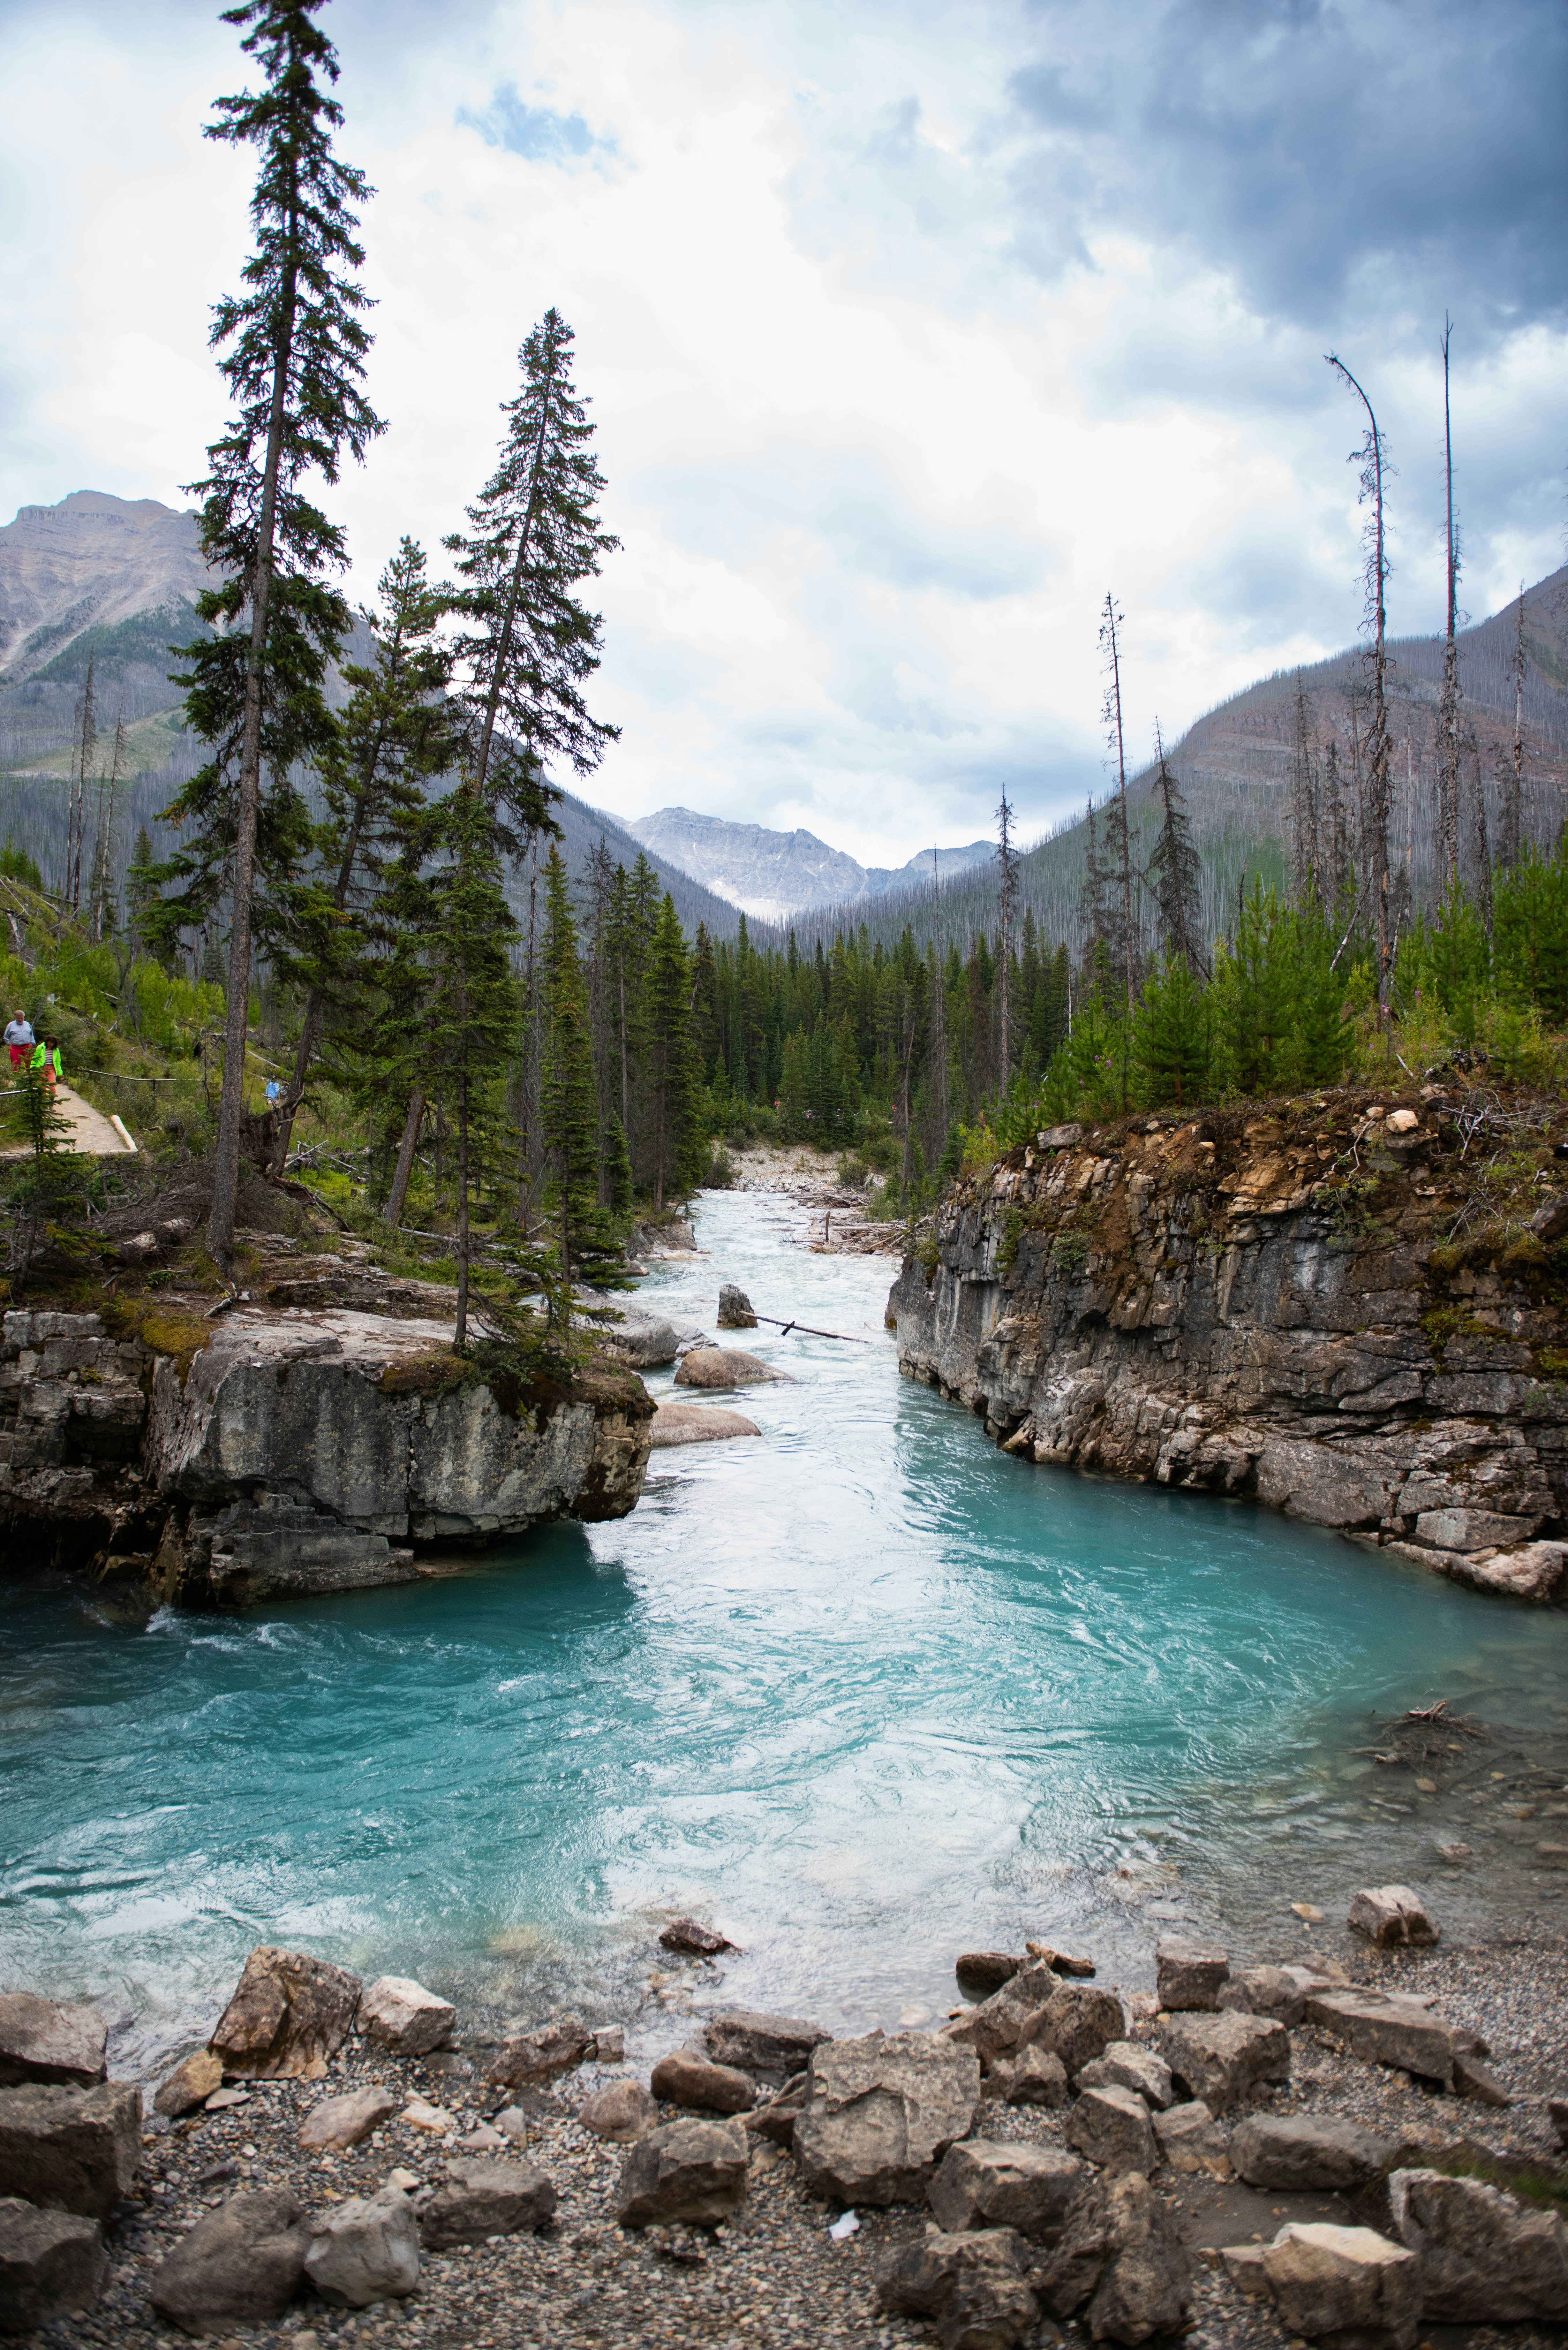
[887,1090,1568,1604]
[1,1299,653,1609]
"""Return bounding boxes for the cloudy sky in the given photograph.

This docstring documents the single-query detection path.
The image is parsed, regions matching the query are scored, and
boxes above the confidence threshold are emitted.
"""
[2,0,1563,862]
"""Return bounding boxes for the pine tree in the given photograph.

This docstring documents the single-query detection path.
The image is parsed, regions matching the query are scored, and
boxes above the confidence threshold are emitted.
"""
[1133,953,1210,1108]
[1146,728,1206,975]
[173,0,384,1264]
[539,845,621,1306]
[641,892,700,1206]
[445,309,618,845]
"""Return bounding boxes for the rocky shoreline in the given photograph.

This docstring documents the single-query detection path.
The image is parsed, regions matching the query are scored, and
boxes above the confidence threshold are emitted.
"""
[6,1894,1568,2347]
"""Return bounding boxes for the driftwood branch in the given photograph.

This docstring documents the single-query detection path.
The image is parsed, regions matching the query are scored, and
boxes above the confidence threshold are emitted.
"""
[751,1312,872,1344]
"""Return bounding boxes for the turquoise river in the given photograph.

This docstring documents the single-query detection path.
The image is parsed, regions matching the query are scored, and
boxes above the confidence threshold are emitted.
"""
[5,1185,1568,2076]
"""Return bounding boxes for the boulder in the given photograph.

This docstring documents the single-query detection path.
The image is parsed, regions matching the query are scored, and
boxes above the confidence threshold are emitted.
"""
[1077,2042,1173,2109]
[417,2157,557,2248]
[298,2085,400,2154]
[651,2050,756,2114]
[1032,1982,1126,2081]
[877,2224,1040,2350]
[486,2016,593,2088]
[1151,2101,1231,2177]
[600,1313,682,1369]
[0,2081,141,2217]
[1065,2085,1160,2174]
[954,1952,1021,1996]
[208,1946,362,2082]
[1218,2241,1270,2298]
[1154,1939,1229,2013]
[150,2187,309,2334]
[1261,2221,1421,2348]
[1024,1941,1097,1977]
[1219,1964,1330,2028]
[717,1286,758,1330]
[703,2008,827,2079]
[358,1976,455,2058]
[1229,2114,1392,2192]
[674,1348,791,1390]
[304,2185,420,2306]
[592,2025,625,2063]
[614,2116,750,2227]
[0,2199,107,2333]
[1388,2165,1568,2322]
[648,1402,761,1448]
[0,1994,106,2089]
[1158,2011,1289,2113]
[792,2030,981,2207]
[154,2050,223,2119]
[1037,2171,1194,2345]
[1347,1886,1439,1948]
[745,2077,808,2146]
[580,2080,655,2143]
[944,1962,1058,2072]
[982,2046,1068,2108]
[659,1916,737,1956]
[927,2141,1084,2241]
[1301,1990,1457,2088]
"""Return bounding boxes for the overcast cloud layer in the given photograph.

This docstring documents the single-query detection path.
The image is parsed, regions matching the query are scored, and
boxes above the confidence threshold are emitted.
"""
[1,0,1562,862]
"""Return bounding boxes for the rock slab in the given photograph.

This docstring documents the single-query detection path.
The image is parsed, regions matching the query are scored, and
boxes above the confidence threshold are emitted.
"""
[1302,1990,1458,2088]
[615,2117,750,2227]
[486,2016,593,2088]
[0,2082,141,2218]
[1065,2084,1159,2175]
[703,2009,827,2079]
[208,1946,363,2082]
[0,1996,106,2090]
[927,2140,1084,2242]
[358,1975,455,2058]
[1155,1939,1229,2012]
[579,2080,655,2144]
[1158,2011,1290,2113]
[298,2085,400,2154]
[648,1402,761,1449]
[1077,2042,1173,2109]
[674,1348,790,1390]
[1230,2114,1391,2192]
[154,2050,223,2119]
[1262,2221,1421,2348]
[150,2187,309,2334]
[792,2030,981,2207]
[0,2198,106,2334]
[418,2158,556,2249]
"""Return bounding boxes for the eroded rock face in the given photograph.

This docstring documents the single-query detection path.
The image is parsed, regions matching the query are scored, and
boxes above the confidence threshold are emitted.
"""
[792,2031,980,2207]
[886,1109,1568,1601]
[209,1947,363,2082]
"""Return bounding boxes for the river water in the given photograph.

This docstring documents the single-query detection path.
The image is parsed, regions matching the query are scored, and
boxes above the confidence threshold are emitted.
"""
[5,1186,1568,2076]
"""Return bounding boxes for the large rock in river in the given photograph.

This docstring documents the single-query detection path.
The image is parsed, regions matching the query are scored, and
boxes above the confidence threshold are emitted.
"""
[649,1402,761,1449]
[147,1310,653,1606]
[674,1348,791,1390]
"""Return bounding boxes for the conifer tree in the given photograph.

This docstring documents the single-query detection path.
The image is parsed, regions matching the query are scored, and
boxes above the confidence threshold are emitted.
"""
[445,308,618,845]
[641,893,699,1206]
[539,845,620,1304]
[1133,953,1210,1107]
[1146,728,1206,975]
[175,0,383,1264]
[1327,352,1393,1018]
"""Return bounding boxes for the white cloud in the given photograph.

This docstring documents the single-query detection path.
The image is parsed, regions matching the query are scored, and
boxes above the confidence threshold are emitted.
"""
[0,0,1560,869]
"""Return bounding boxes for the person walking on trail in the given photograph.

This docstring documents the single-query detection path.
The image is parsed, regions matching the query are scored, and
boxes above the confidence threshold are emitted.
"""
[30,1035,63,1090]
[4,1011,33,1071]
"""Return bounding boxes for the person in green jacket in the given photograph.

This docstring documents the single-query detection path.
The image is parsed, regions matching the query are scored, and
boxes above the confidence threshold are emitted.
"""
[30,1035,63,1089]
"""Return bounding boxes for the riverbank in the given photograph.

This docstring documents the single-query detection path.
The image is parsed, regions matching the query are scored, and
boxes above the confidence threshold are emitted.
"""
[13,1911,1568,2349]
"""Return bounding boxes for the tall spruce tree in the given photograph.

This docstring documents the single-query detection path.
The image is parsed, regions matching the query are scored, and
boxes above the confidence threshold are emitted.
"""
[1146,728,1206,975]
[539,845,620,1307]
[641,892,699,1207]
[176,0,383,1264]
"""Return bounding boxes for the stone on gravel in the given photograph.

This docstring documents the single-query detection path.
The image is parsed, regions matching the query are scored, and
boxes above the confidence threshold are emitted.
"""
[954,1952,1021,1995]
[417,2157,556,2248]
[1151,2100,1231,2177]
[1037,2170,1194,2345]
[0,2081,141,2217]
[208,1946,363,2082]
[0,1994,106,2090]
[155,2050,223,2119]
[614,2116,750,2227]
[674,1347,791,1389]
[1220,2242,1270,2296]
[304,2184,420,2306]
[580,2080,655,2142]
[927,2140,1085,2241]
[659,1915,737,1956]
[792,2030,980,2206]
[1347,1885,1440,1948]
[1158,2011,1289,2113]
[703,2008,828,2078]
[150,2186,309,2334]
[717,1285,758,1329]
[982,2045,1069,2108]
[877,2224,1040,2350]
[1302,1990,1457,2088]
[358,1975,455,2057]
[1077,2042,1173,2109]
[298,2085,400,2153]
[1155,1939,1229,2012]
[1229,2114,1392,2192]
[648,1402,761,1448]
[1032,1982,1126,2081]
[1388,2166,1568,2322]
[651,2049,757,2114]
[1065,2084,1160,2174]
[0,2199,107,2333]
[1262,2221,1421,2348]
[486,2016,593,2088]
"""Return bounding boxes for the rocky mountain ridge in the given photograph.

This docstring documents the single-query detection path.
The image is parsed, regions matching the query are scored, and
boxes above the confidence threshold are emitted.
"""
[0,491,209,684]
[625,805,993,923]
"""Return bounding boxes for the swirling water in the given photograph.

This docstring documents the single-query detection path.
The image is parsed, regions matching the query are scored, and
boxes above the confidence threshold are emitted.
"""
[5,1186,1568,2073]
